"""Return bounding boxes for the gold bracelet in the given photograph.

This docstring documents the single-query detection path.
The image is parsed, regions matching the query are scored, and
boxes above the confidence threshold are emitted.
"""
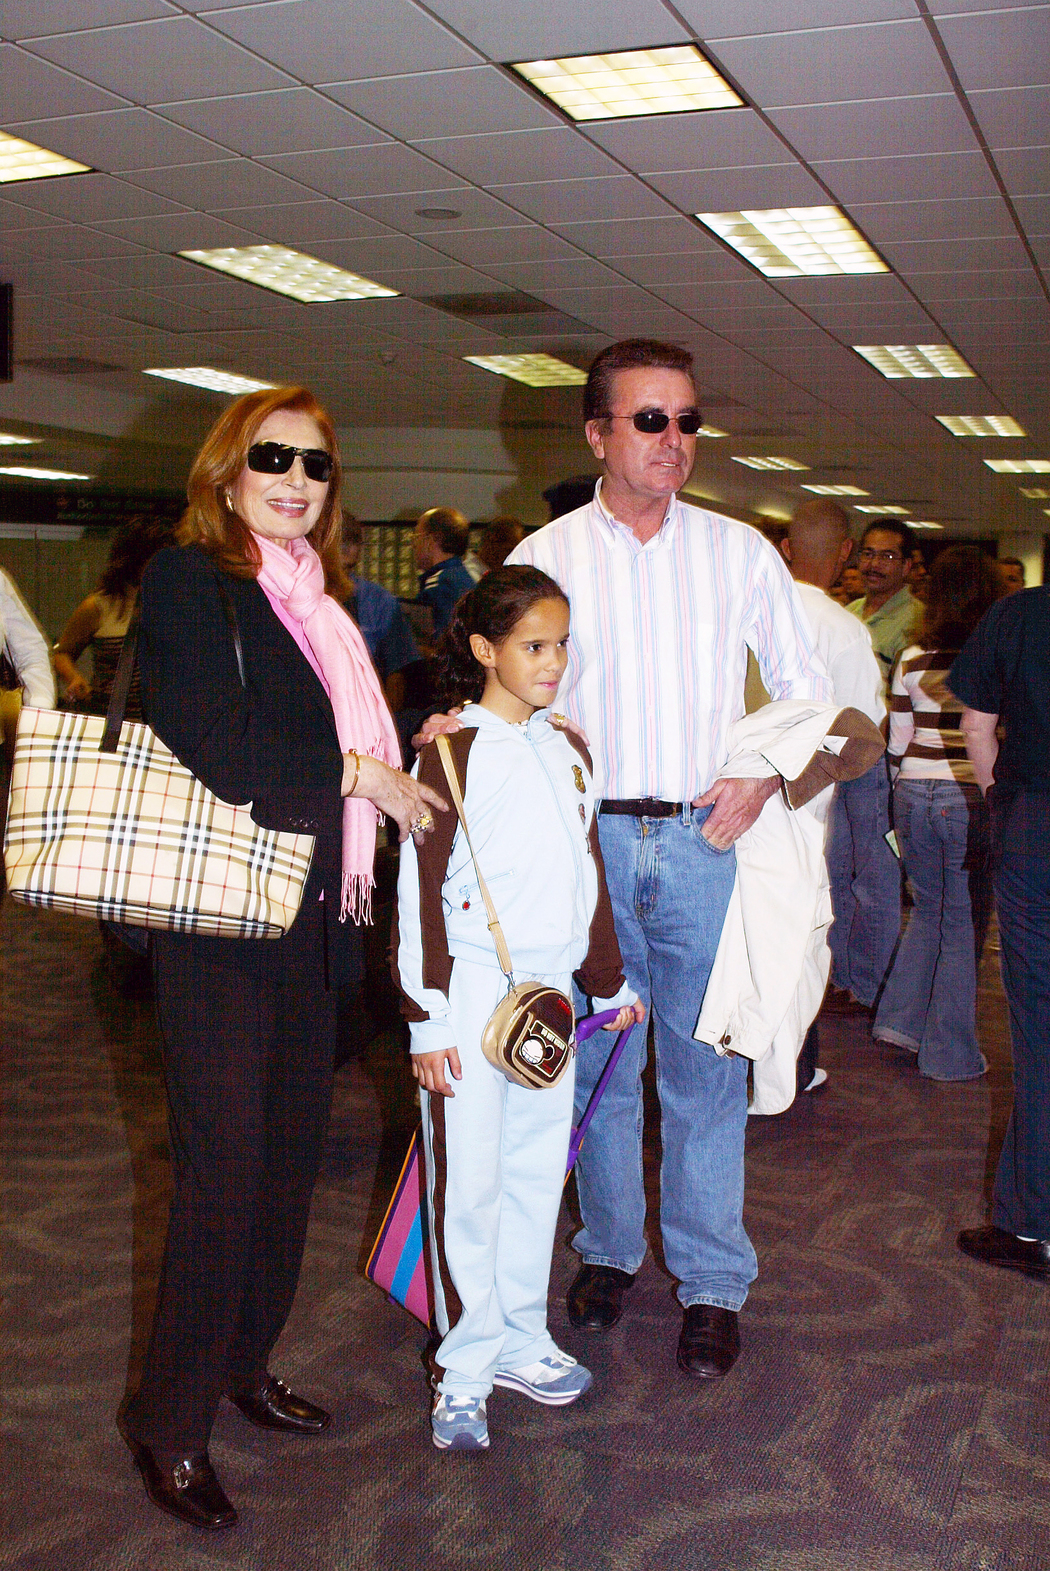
[345,750,361,797]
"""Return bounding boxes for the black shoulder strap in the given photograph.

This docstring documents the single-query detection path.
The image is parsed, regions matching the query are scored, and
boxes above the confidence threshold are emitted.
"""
[99,568,245,754]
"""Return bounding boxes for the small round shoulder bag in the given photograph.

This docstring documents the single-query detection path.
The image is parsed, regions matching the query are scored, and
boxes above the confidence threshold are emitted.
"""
[434,734,575,1090]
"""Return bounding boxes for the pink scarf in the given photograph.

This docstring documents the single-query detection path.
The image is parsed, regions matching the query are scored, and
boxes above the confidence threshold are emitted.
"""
[252,531,401,922]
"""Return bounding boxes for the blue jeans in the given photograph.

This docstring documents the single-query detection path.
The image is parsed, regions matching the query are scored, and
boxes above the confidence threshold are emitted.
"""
[573,806,757,1311]
[827,761,901,1007]
[874,780,989,1081]
[989,789,1050,1238]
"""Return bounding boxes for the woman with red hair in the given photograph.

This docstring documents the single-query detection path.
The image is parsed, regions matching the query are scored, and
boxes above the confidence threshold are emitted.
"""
[121,387,445,1530]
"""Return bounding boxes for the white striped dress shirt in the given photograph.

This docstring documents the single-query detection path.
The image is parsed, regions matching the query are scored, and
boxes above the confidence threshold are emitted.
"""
[508,485,830,801]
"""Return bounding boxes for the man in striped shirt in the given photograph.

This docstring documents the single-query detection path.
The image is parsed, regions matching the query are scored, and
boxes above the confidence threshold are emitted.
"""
[509,340,829,1379]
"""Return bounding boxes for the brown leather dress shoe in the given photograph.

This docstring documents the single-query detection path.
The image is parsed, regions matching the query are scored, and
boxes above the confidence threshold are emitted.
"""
[566,1264,635,1331]
[128,1440,237,1530]
[958,1224,1050,1280]
[677,1305,741,1379]
[227,1374,330,1433]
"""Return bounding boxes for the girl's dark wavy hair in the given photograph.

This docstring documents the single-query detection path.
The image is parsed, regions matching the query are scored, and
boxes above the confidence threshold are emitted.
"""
[920,544,1003,650]
[436,564,569,708]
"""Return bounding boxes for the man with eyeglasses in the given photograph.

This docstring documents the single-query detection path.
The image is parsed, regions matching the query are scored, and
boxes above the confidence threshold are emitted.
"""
[823,520,920,1017]
[508,339,829,1381]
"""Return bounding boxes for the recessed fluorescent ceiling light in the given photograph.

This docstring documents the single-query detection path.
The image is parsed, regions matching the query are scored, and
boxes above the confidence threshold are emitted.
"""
[178,244,398,302]
[984,458,1050,473]
[853,344,975,378]
[910,521,944,531]
[0,131,90,184]
[463,353,587,387]
[696,424,728,437]
[512,46,742,121]
[800,483,869,496]
[855,504,910,515]
[1020,487,1050,498]
[0,465,93,480]
[696,207,886,278]
[143,367,277,395]
[732,455,810,471]
[0,432,38,445]
[936,414,1026,437]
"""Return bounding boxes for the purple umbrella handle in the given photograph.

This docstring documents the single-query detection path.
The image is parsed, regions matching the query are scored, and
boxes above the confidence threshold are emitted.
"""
[566,1013,636,1176]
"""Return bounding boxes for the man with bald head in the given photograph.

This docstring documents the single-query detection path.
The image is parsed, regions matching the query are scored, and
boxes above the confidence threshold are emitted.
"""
[784,501,900,1017]
[781,499,888,1044]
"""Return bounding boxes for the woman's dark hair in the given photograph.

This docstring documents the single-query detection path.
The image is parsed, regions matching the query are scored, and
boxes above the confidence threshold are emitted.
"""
[98,514,176,610]
[436,565,569,708]
[921,544,1003,649]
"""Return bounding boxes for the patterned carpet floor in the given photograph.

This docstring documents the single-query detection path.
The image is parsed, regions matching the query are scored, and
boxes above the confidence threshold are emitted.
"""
[2,894,1048,1571]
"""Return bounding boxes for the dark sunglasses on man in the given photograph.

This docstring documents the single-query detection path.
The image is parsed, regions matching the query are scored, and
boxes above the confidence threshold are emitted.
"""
[605,409,704,435]
[247,441,334,483]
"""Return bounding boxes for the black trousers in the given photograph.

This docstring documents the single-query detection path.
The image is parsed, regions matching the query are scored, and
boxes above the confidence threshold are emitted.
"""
[125,902,337,1453]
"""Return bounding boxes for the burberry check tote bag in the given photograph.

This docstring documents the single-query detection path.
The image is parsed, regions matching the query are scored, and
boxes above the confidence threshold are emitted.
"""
[3,592,315,939]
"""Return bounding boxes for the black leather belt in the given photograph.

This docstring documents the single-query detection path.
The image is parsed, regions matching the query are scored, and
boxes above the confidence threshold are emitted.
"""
[598,798,685,817]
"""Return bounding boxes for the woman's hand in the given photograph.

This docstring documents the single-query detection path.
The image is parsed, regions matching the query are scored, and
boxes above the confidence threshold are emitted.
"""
[59,667,91,703]
[344,752,448,843]
[412,1047,462,1097]
[604,1000,645,1032]
[412,708,463,751]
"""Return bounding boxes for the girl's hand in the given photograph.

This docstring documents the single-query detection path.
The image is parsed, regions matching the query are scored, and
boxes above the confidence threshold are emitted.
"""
[344,753,448,843]
[63,672,91,703]
[603,1000,645,1032]
[412,1047,462,1097]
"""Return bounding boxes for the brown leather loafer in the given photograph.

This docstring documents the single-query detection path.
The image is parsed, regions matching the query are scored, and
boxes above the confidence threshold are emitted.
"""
[128,1440,237,1530]
[566,1264,635,1331]
[227,1374,330,1434]
[958,1224,1050,1281]
[677,1305,741,1379]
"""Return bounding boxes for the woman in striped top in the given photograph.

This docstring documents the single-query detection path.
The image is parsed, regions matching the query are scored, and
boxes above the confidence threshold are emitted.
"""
[873,546,1003,1080]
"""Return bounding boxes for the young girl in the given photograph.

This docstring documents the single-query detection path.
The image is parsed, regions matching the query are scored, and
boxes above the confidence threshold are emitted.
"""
[393,566,641,1451]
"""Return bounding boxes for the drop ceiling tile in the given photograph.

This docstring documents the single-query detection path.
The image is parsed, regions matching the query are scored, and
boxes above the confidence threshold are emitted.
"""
[0,195,60,231]
[374,263,510,296]
[807,303,944,332]
[23,17,295,102]
[261,143,465,201]
[1,0,181,33]
[969,86,1050,149]
[612,250,761,287]
[581,109,795,174]
[488,177,676,225]
[155,89,387,158]
[936,8,1050,90]
[0,42,129,120]
[768,95,978,163]
[419,0,689,60]
[819,150,1001,205]
[15,226,150,260]
[479,257,626,292]
[994,148,1050,198]
[327,67,560,141]
[778,274,914,306]
[207,0,480,84]
[908,270,1047,300]
[414,129,622,189]
[2,109,228,172]
[1014,194,1050,232]
[648,162,828,211]
[209,201,390,244]
[676,1,923,36]
[423,226,583,266]
[77,252,218,289]
[848,197,1018,242]
[308,234,456,273]
[550,215,714,257]
[883,233,1034,272]
[125,159,317,210]
[346,188,524,234]
[709,21,950,108]
[5,172,186,223]
[92,211,266,249]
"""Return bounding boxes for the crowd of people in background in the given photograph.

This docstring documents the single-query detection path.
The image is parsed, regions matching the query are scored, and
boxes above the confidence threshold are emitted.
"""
[0,339,1046,1528]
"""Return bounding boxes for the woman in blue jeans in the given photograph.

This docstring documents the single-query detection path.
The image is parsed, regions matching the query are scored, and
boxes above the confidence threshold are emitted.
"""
[874,547,1003,1080]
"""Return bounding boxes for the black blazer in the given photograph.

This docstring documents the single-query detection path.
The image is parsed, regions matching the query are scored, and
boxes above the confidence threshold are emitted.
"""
[139,543,359,982]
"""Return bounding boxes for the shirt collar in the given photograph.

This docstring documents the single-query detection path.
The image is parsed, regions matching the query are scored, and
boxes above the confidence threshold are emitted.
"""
[591,476,681,550]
